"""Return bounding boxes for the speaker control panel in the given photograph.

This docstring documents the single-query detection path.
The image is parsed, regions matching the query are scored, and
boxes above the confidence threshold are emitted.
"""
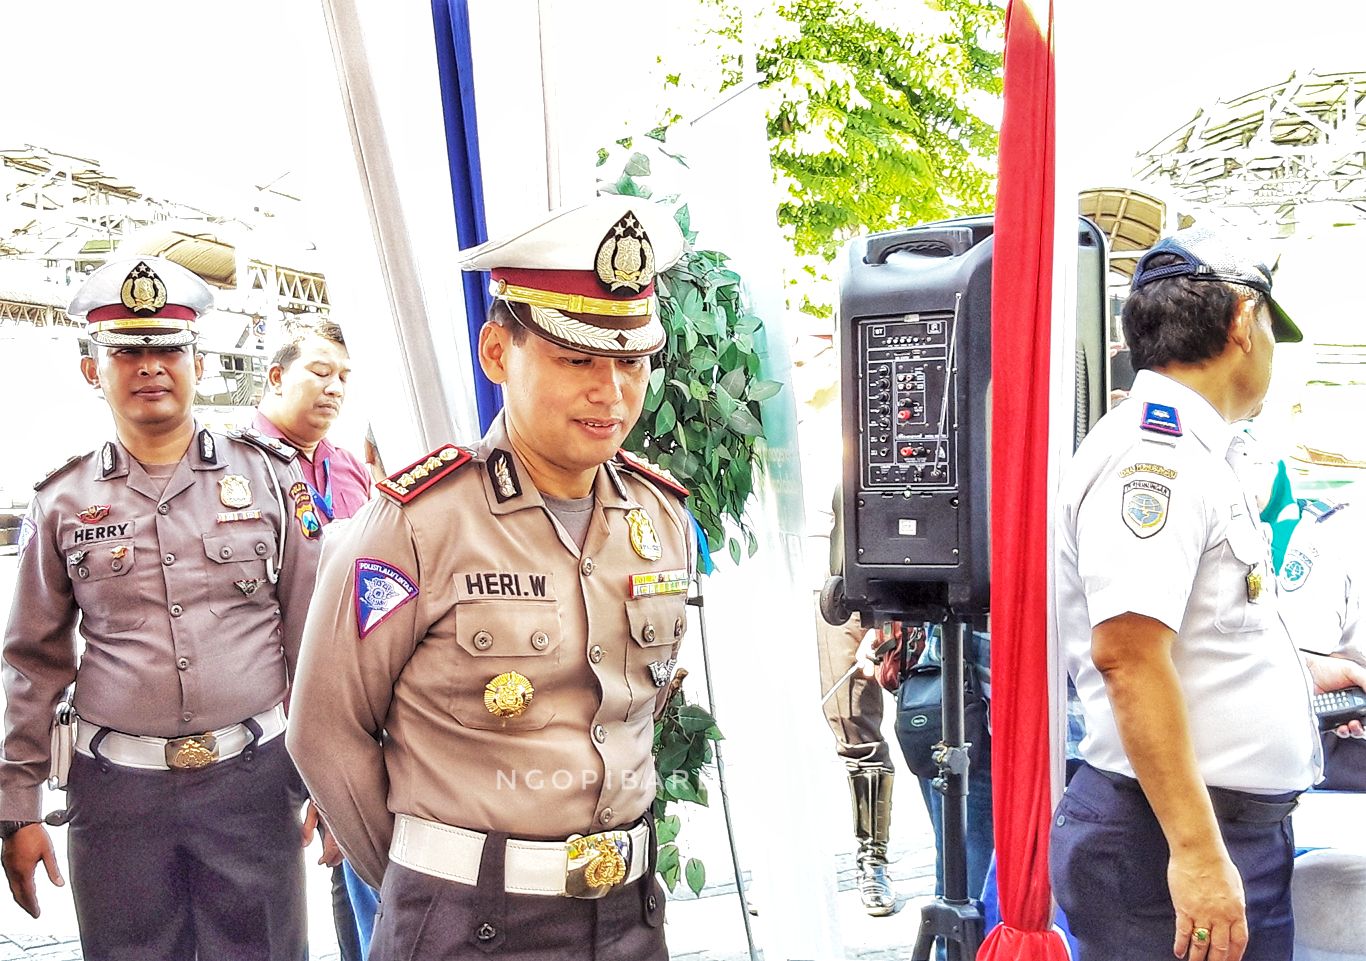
[859,313,956,490]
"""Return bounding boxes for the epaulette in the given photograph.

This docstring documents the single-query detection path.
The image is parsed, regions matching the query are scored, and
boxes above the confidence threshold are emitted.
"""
[377,444,473,503]
[33,453,87,492]
[229,428,299,463]
[1302,498,1348,524]
[616,449,689,500]
[1139,402,1182,438]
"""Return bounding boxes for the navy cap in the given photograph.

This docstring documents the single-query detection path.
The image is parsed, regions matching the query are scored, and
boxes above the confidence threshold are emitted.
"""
[1132,227,1301,344]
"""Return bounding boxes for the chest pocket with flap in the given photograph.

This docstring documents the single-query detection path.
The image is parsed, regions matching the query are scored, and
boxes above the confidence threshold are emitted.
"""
[203,529,277,614]
[1213,520,1272,635]
[69,539,144,632]
[624,594,687,715]
[450,597,563,731]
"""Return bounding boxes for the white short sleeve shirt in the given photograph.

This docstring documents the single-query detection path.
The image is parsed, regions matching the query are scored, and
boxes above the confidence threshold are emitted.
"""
[1055,370,1319,793]
[1279,501,1366,665]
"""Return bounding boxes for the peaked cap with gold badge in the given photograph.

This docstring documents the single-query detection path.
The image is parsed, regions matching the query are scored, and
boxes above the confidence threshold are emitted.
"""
[458,197,686,358]
[68,256,214,348]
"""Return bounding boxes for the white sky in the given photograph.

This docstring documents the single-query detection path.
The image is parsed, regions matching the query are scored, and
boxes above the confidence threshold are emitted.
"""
[7,1,1366,223]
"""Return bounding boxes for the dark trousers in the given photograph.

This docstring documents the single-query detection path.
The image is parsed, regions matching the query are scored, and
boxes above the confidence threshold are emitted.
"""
[1051,764,1295,961]
[370,829,666,961]
[67,736,307,961]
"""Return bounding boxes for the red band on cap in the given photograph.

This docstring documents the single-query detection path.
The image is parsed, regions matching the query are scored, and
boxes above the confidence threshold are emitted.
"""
[492,268,654,301]
[87,304,198,323]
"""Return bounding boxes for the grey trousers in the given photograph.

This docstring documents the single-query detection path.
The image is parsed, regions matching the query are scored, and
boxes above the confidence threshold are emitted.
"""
[67,735,307,961]
[370,829,667,961]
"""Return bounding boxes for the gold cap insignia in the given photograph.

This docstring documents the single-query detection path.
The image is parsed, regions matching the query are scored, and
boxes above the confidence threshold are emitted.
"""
[120,261,169,315]
[484,671,535,719]
[219,475,253,509]
[626,508,662,561]
[595,212,656,294]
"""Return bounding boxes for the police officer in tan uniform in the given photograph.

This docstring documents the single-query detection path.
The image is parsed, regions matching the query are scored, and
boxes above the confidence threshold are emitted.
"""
[287,198,691,960]
[0,257,320,961]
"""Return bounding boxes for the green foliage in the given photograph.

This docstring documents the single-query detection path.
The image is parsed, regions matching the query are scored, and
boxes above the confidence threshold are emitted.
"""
[757,0,1004,261]
[652,688,724,895]
[600,141,780,565]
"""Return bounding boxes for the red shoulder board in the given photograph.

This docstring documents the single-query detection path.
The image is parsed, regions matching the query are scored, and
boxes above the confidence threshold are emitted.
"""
[615,449,689,499]
[377,445,472,503]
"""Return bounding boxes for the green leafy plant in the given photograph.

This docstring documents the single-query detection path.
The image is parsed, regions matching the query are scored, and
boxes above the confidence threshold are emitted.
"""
[600,138,783,566]
[652,688,724,894]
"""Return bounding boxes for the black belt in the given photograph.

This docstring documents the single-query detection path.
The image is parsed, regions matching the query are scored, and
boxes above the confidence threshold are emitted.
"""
[1089,765,1299,825]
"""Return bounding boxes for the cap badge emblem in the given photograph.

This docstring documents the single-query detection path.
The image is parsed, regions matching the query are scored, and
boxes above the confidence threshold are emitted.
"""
[219,475,252,509]
[119,261,169,315]
[626,508,662,561]
[595,212,656,294]
[484,671,534,719]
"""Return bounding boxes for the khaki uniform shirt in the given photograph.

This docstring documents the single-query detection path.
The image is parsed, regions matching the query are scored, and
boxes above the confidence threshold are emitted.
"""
[287,415,692,888]
[0,427,321,820]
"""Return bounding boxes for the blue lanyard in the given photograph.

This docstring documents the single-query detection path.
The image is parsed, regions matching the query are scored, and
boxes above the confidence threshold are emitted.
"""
[308,457,334,522]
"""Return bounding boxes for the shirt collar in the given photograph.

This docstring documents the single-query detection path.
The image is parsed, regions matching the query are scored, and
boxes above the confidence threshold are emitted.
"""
[1128,369,1235,458]
[251,410,331,461]
[476,412,637,515]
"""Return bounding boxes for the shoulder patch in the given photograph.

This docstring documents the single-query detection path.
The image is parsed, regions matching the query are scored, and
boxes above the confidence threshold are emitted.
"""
[616,449,689,500]
[1280,547,1314,592]
[377,445,472,503]
[1302,499,1347,524]
[33,453,88,491]
[229,428,298,463]
[1140,402,1182,438]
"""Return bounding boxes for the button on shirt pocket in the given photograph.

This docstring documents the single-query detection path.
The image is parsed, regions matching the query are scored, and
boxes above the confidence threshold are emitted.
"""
[1213,521,1271,634]
[450,600,562,731]
[69,539,144,632]
[624,595,686,715]
[202,530,276,615]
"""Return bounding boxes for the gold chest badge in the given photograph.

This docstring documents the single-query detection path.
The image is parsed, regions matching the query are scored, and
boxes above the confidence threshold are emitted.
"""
[484,671,535,719]
[219,475,253,509]
[625,508,662,561]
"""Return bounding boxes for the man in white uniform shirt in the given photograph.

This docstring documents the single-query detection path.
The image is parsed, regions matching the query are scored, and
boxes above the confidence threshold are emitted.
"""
[1279,500,1366,790]
[1051,227,1366,961]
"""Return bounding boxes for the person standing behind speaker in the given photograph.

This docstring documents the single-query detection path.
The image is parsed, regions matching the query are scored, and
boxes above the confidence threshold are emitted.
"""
[253,318,375,959]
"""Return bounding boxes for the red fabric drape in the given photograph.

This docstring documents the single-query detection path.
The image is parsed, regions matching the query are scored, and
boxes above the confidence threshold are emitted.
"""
[980,1,1069,959]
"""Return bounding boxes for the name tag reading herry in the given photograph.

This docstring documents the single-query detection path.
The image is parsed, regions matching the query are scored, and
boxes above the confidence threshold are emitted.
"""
[72,522,134,544]
[457,571,554,600]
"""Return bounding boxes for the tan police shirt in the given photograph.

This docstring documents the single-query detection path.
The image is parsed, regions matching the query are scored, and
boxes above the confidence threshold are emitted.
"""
[0,428,321,820]
[287,415,691,888]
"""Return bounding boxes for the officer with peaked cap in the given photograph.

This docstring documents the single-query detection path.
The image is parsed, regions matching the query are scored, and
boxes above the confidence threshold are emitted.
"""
[0,256,320,960]
[1051,227,1366,961]
[288,197,693,960]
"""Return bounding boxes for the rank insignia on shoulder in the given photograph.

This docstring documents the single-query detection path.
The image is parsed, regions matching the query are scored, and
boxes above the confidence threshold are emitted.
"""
[615,449,689,499]
[1140,402,1182,437]
[34,453,87,491]
[355,558,419,639]
[1122,479,1170,539]
[228,428,298,463]
[1302,499,1346,523]
[377,445,471,503]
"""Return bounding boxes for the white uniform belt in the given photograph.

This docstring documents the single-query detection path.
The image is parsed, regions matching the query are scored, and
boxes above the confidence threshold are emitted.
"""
[74,704,286,770]
[389,813,650,898]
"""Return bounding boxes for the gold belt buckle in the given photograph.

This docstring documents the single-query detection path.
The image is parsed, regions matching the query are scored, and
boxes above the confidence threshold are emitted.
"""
[564,830,632,899]
[165,733,219,770]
